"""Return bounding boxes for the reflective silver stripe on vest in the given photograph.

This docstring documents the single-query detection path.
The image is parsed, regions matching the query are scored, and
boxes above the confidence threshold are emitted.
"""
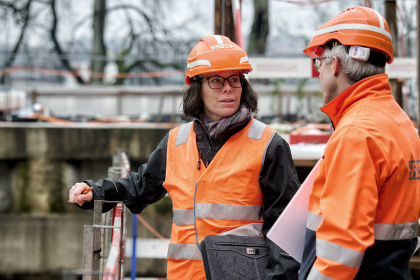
[374,222,419,240]
[173,209,263,233]
[247,119,266,140]
[260,131,276,174]
[177,119,263,145]
[307,266,336,280]
[307,211,323,231]
[220,223,263,237]
[173,209,195,225]
[195,203,263,221]
[316,238,364,268]
[175,122,193,146]
[167,243,202,261]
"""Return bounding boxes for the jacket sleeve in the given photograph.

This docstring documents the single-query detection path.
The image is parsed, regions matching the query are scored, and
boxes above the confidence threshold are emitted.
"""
[260,133,301,280]
[306,127,383,279]
[79,133,169,214]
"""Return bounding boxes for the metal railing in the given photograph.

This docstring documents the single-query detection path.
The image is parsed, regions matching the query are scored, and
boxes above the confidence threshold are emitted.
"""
[82,149,130,280]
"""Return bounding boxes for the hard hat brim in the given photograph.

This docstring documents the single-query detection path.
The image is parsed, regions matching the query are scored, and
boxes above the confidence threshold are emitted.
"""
[303,31,393,64]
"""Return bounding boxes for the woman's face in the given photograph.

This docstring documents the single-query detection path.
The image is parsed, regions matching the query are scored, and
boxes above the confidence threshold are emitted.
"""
[200,70,243,121]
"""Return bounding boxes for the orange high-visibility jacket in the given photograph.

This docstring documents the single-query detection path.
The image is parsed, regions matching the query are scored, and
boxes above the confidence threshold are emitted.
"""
[300,74,420,280]
[164,118,276,280]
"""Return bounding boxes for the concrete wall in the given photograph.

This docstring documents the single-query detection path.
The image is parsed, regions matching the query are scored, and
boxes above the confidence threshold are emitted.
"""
[0,207,173,279]
[0,214,92,274]
[0,123,170,214]
[0,123,173,278]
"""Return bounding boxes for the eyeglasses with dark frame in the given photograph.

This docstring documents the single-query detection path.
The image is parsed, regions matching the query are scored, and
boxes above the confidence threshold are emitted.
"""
[313,57,328,72]
[205,75,244,89]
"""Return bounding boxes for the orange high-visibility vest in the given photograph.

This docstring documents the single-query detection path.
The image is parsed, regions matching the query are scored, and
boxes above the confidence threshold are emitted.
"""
[163,118,276,280]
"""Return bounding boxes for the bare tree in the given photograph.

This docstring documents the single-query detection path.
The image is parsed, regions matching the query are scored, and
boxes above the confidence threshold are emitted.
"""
[247,0,269,55]
[0,0,197,86]
[50,0,85,84]
[90,0,106,84]
[0,0,87,84]
[0,0,32,84]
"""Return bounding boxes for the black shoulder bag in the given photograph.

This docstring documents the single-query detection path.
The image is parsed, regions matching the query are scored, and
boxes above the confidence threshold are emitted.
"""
[200,235,269,280]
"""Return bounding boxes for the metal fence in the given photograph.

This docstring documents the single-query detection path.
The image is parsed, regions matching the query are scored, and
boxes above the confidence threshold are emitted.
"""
[82,149,130,280]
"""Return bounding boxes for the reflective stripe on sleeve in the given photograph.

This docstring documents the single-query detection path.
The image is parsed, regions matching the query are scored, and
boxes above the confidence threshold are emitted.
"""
[173,209,195,225]
[167,243,202,260]
[175,122,192,146]
[307,266,336,280]
[316,238,364,268]
[307,211,323,231]
[374,222,419,240]
[315,23,392,40]
[195,203,263,221]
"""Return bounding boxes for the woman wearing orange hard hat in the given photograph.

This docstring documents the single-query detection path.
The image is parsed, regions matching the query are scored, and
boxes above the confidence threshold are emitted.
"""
[69,35,300,279]
[300,6,420,280]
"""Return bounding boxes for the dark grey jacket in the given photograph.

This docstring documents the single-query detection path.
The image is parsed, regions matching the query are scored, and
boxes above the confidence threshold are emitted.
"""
[81,117,301,280]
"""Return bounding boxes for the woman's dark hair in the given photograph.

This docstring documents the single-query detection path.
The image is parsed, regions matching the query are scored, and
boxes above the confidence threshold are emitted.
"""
[181,76,258,118]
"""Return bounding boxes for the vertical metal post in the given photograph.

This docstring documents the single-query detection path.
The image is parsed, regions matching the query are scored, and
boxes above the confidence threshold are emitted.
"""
[119,204,125,280]
[130,213,138,280]
[83,226,94,280]
[103,210,113,261]
[82,150,130,279]
[92,201,103,280]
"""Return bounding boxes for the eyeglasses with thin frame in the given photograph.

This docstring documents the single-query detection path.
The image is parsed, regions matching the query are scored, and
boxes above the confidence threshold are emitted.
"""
[205,75,244,89]
[313,57,328,72]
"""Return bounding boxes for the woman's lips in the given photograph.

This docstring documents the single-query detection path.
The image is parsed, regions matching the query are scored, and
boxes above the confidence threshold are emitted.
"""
[220,99,235,103]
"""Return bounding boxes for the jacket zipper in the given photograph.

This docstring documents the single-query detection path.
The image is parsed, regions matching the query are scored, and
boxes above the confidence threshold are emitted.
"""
[197,150,202,170]
[205,147,212,168]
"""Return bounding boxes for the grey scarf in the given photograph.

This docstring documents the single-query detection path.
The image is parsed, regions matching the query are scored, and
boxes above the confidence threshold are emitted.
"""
[201,105,252,141]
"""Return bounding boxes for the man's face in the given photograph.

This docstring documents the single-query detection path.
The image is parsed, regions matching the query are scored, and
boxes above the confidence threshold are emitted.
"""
[318,54,339,104]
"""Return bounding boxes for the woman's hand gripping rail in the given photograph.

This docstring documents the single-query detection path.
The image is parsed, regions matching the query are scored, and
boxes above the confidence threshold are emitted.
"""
[68,183,93,206]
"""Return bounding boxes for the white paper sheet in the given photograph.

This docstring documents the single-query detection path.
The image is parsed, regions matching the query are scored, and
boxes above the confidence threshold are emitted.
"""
[267,158,321,263]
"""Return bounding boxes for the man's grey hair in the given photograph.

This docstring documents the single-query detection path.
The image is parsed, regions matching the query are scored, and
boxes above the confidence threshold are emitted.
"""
[323,46,386,82]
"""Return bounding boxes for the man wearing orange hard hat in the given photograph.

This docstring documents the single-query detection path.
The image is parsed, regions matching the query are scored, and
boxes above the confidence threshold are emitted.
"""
[70,35,300,279]
[299,6,420,280]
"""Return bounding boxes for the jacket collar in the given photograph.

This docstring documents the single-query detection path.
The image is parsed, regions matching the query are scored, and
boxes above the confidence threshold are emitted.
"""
[320,74,391,129]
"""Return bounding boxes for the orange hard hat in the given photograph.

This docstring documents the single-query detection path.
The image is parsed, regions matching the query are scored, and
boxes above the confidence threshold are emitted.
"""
[303,6,393,64]
[185,35,253,85]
